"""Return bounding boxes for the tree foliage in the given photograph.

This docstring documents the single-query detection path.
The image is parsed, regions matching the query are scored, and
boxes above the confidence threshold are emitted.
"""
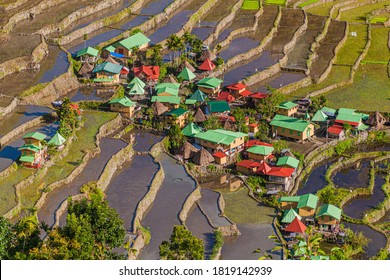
[159,225,204,260]
[256,90,285,119]
[57,97,81,139]
[167,124,185,152]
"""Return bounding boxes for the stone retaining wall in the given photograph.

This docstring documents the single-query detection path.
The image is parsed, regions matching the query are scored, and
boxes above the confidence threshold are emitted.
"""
[316,21,348,83]
[278,76,312,94]
[0,97,18,119]
[179,186,202,225]
[0,34,48,80]
[365,174,390,223]
[97,0,188,48]
[128,234,145,260]
[0,162,18,181]
[21,65,80,105]
[5,0,30,11]
[203,0,245,46]
[1,0,68,36]
[57,0,146,46]
[0,115,44,148]
[36,0,122,36]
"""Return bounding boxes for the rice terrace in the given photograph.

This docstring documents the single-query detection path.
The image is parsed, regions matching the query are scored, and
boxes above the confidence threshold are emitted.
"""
[0,0,389,262]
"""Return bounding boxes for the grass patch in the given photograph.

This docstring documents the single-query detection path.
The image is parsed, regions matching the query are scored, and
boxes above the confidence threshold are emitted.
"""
[287,65,351,99]
[370,17,387,24]
[218,187,275,224]
[264,0,286,6]
[16,111,117,211]
[20,83,49,97]
[242,0,260,10]
[336,24,368,65]
[0,167,35,216]
[339,2,388,23]
[306,0,345,17]
[364,27,390,62]
[298,0,318,8]
[326,64,390,112]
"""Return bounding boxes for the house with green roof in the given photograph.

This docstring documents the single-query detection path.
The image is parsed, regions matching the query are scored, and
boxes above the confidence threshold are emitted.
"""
[321,106,336,117]
[19,131,47,168]
[335,108,369,132]
[182,122,202,137]
[177,66,196,81]
[279,196,300,209]
[270,114,314,141]
[188,89,207,103]
[196,77,223,95]
[163,107,188,128]
[151,95,181,109]
[115,32,151,57]
[128,76,146,88]
[76,47,99,62]
[312,110,328,122]
[127,83,145,96]
[297,193,318,217]
[194,129,247,156]
[93,62,122,84]
[48,132,66,149]
[276,101,298,116]
[206,100,230,115]
[315,204,342,231]
[108,97,136,118]
[246,145,274,162]
[281,208,301,224]
[276,156,299,169]
[101,45,116,58]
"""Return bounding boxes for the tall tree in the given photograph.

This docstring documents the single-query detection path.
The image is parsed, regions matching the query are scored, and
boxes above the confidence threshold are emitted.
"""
[159,225,204,260]
[0,217,12,259]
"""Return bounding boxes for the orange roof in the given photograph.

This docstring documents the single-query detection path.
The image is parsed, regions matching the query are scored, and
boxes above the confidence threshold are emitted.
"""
[249,123,258,128]
[239,89,253,97]
[285,217,307,233]
[328,125,344,135]
[217,91,236,103]
[134,65,160,80]
[198,58,215,71]
[251,92,267,99]
[213,151,226,158]
[236,160,261,169]
[227,83,246,91]
[245,140,273,148]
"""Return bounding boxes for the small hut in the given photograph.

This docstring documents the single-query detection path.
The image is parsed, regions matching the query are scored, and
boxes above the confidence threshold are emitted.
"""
[193,148,214,166]
[78,62,94,78]
[223,119,236,131]
[194,107,207,123]
[180,141,198,160]
[104,56,120,65]
[179,60,196,73]
[199,49,216,62]
[366,111,386,128]
[151,101,169,116]
[163,74,178,84]
[285,217,307,234]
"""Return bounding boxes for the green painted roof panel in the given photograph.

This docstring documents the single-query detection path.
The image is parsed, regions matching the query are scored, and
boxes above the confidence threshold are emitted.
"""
[48,132,66,146]
[315,204,342,220]
[276,156,299,169]
[151,96,181,104]
[76,47,99,57]
[117,32,151,50]
[93,62,122,74]
[270,114,311,132]
[247,145,274,156]
[297,194,318,209]
[23,132,46,141]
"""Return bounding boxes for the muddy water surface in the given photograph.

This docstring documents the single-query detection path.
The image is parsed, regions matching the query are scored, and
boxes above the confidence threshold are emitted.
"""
[333,160,371,189]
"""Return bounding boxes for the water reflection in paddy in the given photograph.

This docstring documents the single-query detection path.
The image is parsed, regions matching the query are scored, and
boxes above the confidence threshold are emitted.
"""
[333,160,371,189]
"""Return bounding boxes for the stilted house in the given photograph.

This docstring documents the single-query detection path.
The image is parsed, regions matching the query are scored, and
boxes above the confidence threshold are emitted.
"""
[281,208,301,225]
[276,101,298,116]
[104,56,120,65]
[279,196,300,210]
[366,111,386,128]
[163,108,188,128]
[18,132,47,168]
[193,148,215,166]
[297,193,318,218]
[270,114,314,141]
[163,74,178,84]
[199,49,216,62]
[179,60,196,73]
[285,217,307,235]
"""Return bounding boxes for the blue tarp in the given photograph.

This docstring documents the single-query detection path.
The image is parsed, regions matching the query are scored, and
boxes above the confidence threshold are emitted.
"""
[110,52,124,58]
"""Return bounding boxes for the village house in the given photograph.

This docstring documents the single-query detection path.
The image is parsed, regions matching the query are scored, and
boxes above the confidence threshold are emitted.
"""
[155,83,180,96]
[296,193,318,219]
[114,32,151,57]
[334,108,370,132]
[216,91,236,103]
[281,208,301,225]
[92,62,122,84]
[182,122,202,138]
[134,65,160,82]
[263,165,296,192]
[276,156,299,169]
[18,132,47,168]
[212,151,227,165]
[177,66,196,81]
[226,83,253,100]
[280,196,300,210]
[48,131,66,150]
[315,204,342,232]
[108,97,136,118]
[246,145,274,162]
[198,58,216,72]
[276,101,298,116]
[163,107,188,128]
[196,77,223,95]
[250,92,267,106]
[248,123,258,135]
[270,114,315,141]
[236,160,262,175]
[185,89,207,105]
[328,124,346,140]
[151,96,181,109]
[76,47,99,63]
[205,100,230,116]
[101,45,116,59]
[194,129,247,157]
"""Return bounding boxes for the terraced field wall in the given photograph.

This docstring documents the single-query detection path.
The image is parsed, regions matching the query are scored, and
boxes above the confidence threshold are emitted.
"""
[0,97,18,119]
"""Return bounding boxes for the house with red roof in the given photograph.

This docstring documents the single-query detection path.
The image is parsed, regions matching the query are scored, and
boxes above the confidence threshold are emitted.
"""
[236,160,262,175]
[133,65,160,81]
[248,123,258,134]
[327,124,345,140]
[216,91,236,103]
[198,58,215,71]
[250,92,267,106]
[244,139,273,149]
[213,151,227,165]
[226,83,252,99]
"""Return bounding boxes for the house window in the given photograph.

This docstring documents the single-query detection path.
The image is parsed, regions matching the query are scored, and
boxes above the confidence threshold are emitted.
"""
[282,128,285,133]
[289,130,293,135]
[297,131,301,136]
